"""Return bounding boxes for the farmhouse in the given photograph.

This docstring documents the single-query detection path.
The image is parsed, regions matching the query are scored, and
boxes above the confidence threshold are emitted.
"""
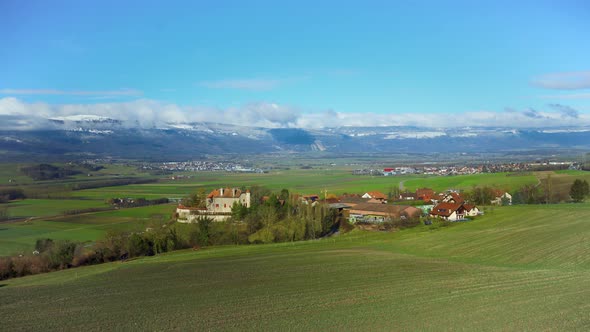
[362,191,387,202]
[463,203,480,217]
[430,202,478,221]
[430,202,466,221]
[441,192,464,204]
[416,188,435,200]
[491,190,512,205]
[399,192,416,200]
[339,195,370,207]
[349,203,421,224]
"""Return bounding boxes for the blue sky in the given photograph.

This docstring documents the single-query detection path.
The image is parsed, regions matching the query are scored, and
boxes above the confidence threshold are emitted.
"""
[1,0,589,128]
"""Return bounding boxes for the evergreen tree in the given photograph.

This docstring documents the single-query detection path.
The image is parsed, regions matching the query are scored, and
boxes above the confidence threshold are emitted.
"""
[570,179,590,202]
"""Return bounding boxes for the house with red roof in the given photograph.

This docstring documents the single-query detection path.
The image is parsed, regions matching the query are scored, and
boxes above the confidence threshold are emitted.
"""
[441,192,464,204]
[430,202,467,221]
[416,188,435,201]
[462,203,480,217]
[362,191,388,203]
[206,188,251,213]
[398,192,416,200]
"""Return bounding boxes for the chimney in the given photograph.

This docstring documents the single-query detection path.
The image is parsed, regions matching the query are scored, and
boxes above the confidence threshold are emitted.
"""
[219,188,224,196]
[232,188,237,197]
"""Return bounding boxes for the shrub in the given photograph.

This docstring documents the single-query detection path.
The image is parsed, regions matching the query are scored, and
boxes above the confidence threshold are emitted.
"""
[35,238,55,253]
[11,256,32,277]
[47,241,77,269]
[127,233,151,257]
[0,257,14,280]
[27,255,49,274]
[72,245,97,267]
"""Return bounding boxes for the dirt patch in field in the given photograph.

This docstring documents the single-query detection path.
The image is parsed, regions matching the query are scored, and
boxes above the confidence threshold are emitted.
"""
[355,224,397,232]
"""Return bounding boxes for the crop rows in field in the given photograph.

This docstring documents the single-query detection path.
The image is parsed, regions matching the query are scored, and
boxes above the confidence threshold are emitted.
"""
[1,204,589,330]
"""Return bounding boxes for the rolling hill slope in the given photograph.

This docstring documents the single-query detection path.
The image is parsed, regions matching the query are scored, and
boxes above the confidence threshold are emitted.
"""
[1,204,589,330]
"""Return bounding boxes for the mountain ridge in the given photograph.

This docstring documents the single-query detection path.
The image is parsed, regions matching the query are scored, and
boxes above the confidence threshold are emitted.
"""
[2,117,590,160]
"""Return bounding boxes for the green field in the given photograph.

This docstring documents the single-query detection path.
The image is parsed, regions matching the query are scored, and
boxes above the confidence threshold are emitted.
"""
[0,204,174,256]
[402,172,538,192]
[3,199,109,218]
[67,170,413,200]
[2,168,586,258]
[0,163,33,185]
[1,204,589,330]
[69,170,543,200]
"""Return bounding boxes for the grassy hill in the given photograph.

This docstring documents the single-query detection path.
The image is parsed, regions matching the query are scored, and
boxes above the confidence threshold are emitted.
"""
[1,204,589,330]
[0,204,173,256]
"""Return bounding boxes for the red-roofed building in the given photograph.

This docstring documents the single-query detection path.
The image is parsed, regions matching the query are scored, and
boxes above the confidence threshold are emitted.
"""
[416,188,435,201]
[399,192,416,200]
[462,204,480,217]
[362,191,387,202]
[430,202,467,221]
[206,188,251,213]
[430,202,479,221]
[441,192,464,204]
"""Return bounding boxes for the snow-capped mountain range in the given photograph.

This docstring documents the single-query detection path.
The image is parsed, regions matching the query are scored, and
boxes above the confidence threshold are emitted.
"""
[1,114,590,160]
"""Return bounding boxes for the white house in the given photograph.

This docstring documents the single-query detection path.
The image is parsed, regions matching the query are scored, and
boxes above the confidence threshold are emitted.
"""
[463,204,480,217]
[430,202,467,221]
[491,191,512,205]
[361,191,387,202]
[430,202,480,221]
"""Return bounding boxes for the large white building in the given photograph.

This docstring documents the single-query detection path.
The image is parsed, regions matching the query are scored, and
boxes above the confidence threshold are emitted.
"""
[176,187,251,222]
[206,187,251,213]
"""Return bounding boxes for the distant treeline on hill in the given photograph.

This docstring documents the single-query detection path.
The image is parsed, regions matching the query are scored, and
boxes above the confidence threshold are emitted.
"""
[107,197,170,208]
[69,177,157,191]
[20,164,82,181]
[0,188,26,203]
[19,163,106,181]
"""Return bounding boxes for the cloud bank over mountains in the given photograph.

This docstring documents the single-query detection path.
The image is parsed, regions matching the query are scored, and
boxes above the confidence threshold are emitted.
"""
[0,97,588,131]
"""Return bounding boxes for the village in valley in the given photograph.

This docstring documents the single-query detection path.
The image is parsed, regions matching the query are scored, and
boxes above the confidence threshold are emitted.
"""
[176,184,512,226]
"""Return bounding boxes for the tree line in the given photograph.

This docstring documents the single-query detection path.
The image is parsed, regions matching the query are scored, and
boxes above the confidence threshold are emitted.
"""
[0,226,186,280]
[0,188,26,203]
[463,177,590,205]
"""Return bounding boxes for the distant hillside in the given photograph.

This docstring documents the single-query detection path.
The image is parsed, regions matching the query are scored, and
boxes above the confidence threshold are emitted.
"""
[2,120,590,160]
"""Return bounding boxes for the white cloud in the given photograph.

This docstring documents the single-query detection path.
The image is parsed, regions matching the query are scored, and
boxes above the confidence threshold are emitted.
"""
[531,71,590,90]
[198,76,310,91]
[539,92,590,100]
[199,78,283,91]
[0,88,142,96]
[1,97,589,131]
